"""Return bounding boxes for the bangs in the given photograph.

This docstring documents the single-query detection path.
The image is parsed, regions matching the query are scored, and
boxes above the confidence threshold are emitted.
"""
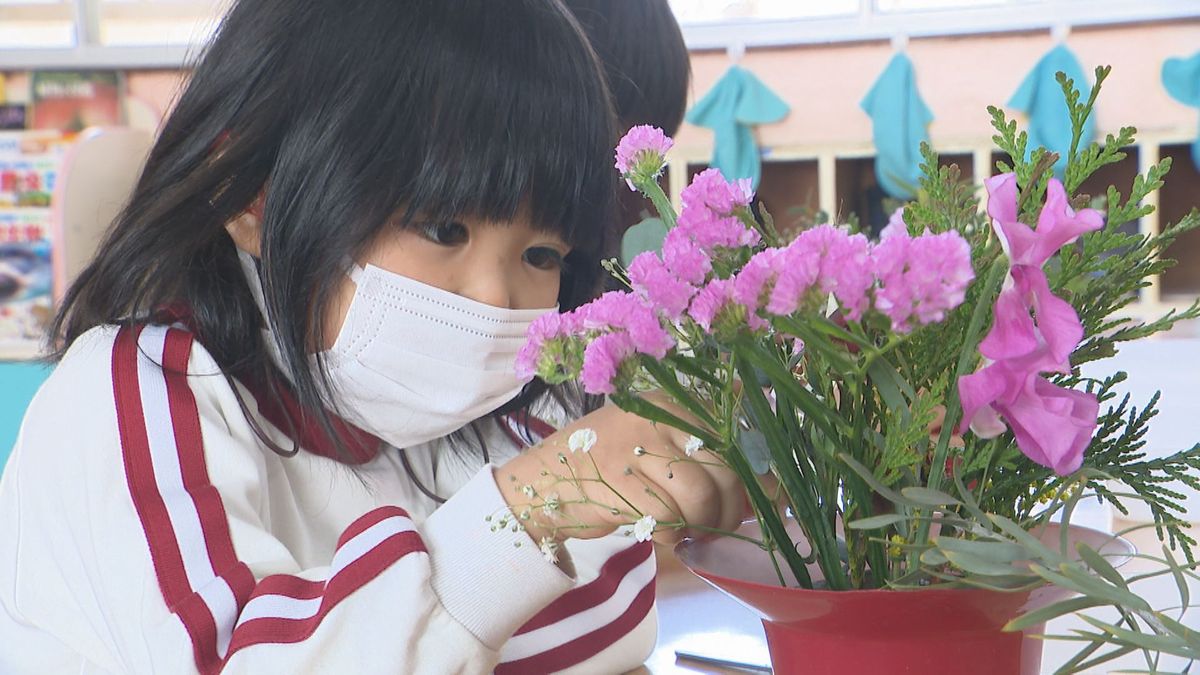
[318,3,619,255]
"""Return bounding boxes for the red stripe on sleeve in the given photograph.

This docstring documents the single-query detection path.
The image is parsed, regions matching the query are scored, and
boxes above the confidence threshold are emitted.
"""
[112,325,427,674]
[495,579,656,675]
[114,325,222,670]
[514,540,653,635]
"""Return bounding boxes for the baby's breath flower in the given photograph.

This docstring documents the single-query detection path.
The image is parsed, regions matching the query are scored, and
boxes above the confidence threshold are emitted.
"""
[521,484,536,499]
[541,492,560,518]
[684,435,704,457]
[568,428,598,453]
[633,515,657,542]
[539,537,559,565]
[633,446,647,456]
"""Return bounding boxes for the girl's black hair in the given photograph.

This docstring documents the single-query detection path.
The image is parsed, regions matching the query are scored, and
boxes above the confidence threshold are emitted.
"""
[561,0,691,136]
[52,0,619,457]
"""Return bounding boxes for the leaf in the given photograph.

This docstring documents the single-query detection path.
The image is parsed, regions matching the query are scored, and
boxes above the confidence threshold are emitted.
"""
[839,452,921,508]
[942,550,1021,577]
[1075,543,1128,589]
[736,427,771,475]
[1005,597,1105,632]
[988,515,1065,565]
[1076,615,1192,655]
[619,216,668,266]
[846,513,907,530]
[936,537,1028,563]
[866,358,914,417]
[901,487,962,507]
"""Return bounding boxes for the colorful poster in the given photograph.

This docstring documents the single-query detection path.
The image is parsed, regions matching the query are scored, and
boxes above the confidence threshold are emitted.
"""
[0,105,26,131]
[30,71,122,133]
[0,132,67,359]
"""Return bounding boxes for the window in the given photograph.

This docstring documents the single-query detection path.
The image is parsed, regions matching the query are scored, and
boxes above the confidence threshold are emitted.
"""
[0,0,75,49]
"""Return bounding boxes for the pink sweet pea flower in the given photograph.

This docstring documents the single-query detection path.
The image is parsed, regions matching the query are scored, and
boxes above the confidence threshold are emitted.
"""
[957,173,1105,475]
[959,360,1097,475]
[985,173,1104,267]
[978,266,1082,371]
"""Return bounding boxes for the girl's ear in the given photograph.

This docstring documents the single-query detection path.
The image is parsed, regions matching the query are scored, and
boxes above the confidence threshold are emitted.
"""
[226,202,263,258]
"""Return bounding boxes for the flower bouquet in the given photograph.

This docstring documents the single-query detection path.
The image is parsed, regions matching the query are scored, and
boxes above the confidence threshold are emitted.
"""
[519,66,1200,673]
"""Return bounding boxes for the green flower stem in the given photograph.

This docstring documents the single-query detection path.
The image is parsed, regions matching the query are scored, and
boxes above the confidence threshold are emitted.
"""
[857,334,908,378]
[583,451,645,518]
[639,356,721,431]
[633,173,677,230]
[610,392,721,451]
[735,354,847,589]
[910,257,1008,571]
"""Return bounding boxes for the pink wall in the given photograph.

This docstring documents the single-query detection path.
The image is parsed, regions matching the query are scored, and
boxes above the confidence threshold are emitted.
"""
[5,19,1199,151]
[675,20,1200,154]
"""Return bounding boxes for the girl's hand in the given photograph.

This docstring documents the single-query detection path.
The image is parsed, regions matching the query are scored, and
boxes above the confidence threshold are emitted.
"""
[495,396,748,546]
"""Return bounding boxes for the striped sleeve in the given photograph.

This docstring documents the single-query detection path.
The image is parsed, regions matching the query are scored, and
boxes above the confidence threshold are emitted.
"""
[496,413,660,674]
[112,324,427,672]
[496,540,657,674]
[108,324,571,674]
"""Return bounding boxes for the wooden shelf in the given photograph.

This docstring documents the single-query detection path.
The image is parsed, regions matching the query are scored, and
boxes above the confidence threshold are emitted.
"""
[1158,144,1200,299]
[664,137,1200,322]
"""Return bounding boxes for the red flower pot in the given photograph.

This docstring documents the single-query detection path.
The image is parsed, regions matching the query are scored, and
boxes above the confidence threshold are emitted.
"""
[674,520,1133,675]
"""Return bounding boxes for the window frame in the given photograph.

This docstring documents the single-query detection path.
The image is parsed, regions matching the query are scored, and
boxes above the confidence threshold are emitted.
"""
[0,0,1196,69]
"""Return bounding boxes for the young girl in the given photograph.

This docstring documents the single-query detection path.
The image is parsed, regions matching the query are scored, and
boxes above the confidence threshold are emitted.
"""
[0,1,748,673]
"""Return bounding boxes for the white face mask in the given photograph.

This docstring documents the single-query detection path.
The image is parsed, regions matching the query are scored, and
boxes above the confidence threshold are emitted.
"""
[239,251,553,449]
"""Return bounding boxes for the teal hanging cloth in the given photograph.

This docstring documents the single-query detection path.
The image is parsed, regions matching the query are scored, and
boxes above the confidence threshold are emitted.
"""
[1007,44,1092,176]
[860,52,934,200]
[685,65,790,189]
[1162,51,1200,172]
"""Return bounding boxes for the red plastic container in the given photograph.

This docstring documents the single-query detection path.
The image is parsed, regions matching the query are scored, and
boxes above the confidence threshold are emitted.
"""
[674,521,1132,675]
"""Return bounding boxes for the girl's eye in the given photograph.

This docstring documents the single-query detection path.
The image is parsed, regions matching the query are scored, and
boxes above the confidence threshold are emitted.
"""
[417,221,469,246]
[523,246,565,271]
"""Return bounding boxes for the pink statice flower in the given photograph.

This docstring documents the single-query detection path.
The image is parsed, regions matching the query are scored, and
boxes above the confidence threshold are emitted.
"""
[516,311,583,380]
[581,331,637,394]
[574,291,674,359]
[681,168,753,217]
[872,229,974,332]
[813,227,874,321]
[676,169,760,251]
[661,228,713,285]
[766,231,822,316]
[766,225,869,318]
[628,251,697,320]
[985,173,1104,268]
[689,278,766,334]
[880,206,910,239]
[732,248,782,319]
[688,278,734,333]
[614,125,674,191]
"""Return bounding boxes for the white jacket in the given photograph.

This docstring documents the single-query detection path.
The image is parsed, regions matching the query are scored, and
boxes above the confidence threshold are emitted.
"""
[0,323,656,674]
